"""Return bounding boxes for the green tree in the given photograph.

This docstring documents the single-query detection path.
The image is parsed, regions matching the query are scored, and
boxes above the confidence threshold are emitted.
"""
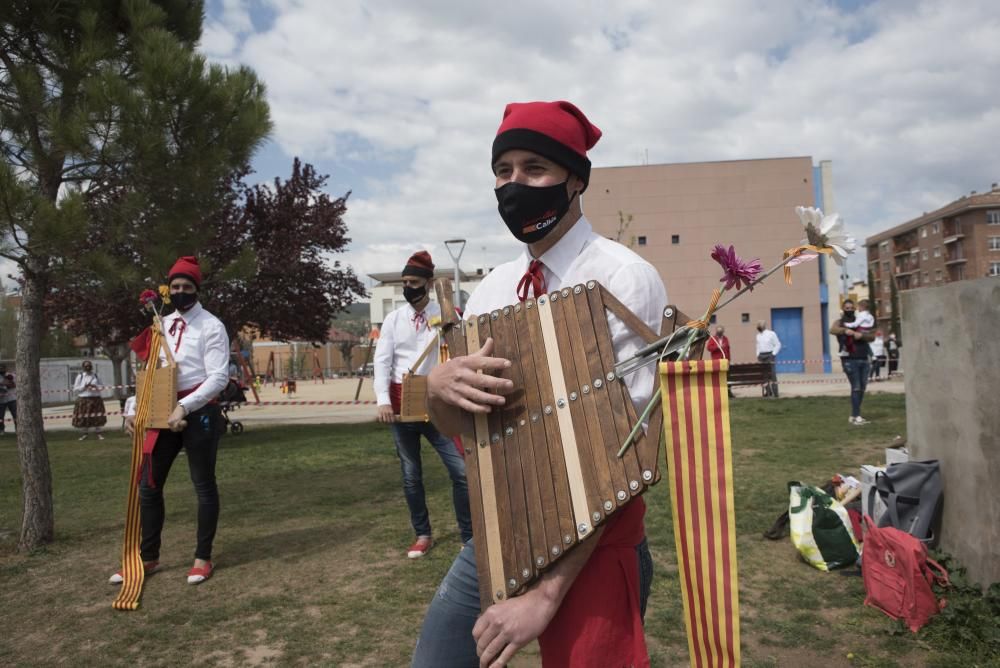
[0,1,270,551]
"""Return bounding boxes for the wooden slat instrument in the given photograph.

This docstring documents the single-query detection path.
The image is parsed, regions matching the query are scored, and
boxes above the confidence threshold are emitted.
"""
[437,280,694,608]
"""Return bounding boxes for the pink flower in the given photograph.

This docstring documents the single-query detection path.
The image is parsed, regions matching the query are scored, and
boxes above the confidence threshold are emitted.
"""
[139,289,158,306]
[711,244,762,291]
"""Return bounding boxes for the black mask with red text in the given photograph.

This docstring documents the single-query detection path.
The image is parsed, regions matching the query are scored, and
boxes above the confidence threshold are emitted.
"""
[495,180,575,244]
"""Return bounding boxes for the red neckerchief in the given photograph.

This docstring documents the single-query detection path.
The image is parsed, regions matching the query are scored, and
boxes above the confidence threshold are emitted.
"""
[517,259,546,302]
[411,311,426,332]
[169,318,186,353]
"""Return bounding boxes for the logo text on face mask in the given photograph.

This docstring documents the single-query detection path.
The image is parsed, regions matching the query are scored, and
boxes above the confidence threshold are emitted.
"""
[521,209,559,234]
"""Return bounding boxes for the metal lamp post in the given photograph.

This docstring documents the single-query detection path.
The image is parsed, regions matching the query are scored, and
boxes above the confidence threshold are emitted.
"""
[444,238,467,310]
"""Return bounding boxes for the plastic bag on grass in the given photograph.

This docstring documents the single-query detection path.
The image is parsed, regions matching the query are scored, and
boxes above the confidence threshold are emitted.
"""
[788,481,860,571]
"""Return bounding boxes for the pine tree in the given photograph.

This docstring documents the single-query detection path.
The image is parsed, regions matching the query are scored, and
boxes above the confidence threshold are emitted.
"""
[0,1,270,550]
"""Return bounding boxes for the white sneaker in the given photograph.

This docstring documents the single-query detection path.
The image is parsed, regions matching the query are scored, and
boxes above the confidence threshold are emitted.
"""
[854,416,870,425]
[78,434,89,441]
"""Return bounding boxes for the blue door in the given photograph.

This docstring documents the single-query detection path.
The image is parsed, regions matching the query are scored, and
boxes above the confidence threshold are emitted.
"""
[770,307,804,373]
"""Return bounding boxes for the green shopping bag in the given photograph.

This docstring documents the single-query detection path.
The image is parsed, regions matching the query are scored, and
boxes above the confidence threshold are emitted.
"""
[788,481,859,571]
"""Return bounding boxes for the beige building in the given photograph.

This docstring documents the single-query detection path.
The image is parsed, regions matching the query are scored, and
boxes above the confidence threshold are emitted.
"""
[585,157,836,371]
[865,185,1000,332]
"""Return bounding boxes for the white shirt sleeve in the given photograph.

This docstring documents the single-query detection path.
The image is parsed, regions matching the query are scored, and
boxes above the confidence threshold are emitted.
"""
[73,373,86,393]
[771,331,782,357]
[124,395,137,417]
[607,262,669,412]
[373,312,395,406]
[177,319,231,414]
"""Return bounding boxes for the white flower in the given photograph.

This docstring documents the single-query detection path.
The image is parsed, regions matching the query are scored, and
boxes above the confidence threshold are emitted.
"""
[794,206,856,265]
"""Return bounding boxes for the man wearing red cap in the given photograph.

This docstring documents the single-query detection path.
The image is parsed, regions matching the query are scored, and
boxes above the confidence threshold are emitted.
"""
[373,251,473,558]
[414,102,668,667]
[112,256,230,586]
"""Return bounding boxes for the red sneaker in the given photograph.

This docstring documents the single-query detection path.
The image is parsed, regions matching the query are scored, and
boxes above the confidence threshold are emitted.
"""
[407,536,433,559]
[187,561,213,585]
[108,560,161,585]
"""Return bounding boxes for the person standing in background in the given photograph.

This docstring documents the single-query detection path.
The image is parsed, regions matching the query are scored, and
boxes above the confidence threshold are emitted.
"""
[755,321,781,398]
[869,330,886,381]
[707,325,735,398]
[72,360,107,440]
[373,250,472,559]
[0,364,15,435]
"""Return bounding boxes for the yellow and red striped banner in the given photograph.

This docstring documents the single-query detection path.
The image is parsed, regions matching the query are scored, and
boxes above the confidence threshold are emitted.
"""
[660,359,741,667]
[112,329,164,610]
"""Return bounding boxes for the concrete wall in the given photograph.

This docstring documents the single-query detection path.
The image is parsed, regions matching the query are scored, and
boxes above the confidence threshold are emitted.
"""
[902,276,1000,587]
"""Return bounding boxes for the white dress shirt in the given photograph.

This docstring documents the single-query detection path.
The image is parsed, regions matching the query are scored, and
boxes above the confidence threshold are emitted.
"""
[373,300,443,407]
[755,329,782,356]
[73,372,102,398]
[464,216,668,412]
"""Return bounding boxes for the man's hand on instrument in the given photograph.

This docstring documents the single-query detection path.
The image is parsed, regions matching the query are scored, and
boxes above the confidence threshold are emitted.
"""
[124,415,135,436]
[473,589,558,668]
[377,404,397,423]
[167,404,187,432]
[427,338,514,414]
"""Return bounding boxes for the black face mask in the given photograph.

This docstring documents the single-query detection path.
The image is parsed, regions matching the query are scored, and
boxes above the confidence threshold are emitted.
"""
[495,180,575,244]
[171,291,198,312]
[403,285,427,306]
[842,311,856,323]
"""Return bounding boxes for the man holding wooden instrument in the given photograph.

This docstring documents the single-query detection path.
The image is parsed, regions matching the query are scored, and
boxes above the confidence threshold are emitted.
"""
[413,101,668,667]
[373,250,473,559]
[112,256,230,586]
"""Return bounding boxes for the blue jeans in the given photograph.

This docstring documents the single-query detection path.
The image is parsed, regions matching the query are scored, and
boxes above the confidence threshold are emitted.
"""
[391,421,472,542]
[841,357,871,418]
[411,537,653,667]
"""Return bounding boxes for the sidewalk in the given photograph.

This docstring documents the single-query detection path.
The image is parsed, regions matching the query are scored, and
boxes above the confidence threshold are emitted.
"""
[35,372,904,432]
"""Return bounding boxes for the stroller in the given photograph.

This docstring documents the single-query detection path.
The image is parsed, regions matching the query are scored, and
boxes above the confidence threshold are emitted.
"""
[218,378,249,435]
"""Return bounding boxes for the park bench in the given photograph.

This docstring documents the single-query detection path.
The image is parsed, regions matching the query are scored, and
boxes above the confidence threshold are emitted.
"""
[727,362,775,395]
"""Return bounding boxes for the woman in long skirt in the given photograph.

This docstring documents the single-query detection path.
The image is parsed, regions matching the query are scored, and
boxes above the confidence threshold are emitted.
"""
[72,361,107,440]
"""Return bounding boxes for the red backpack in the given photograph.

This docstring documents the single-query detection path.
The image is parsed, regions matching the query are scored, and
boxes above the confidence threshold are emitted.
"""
[861,516,949,631]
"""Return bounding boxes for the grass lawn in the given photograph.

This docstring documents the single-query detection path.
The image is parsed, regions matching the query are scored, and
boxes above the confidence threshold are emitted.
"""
[0,395,996,667]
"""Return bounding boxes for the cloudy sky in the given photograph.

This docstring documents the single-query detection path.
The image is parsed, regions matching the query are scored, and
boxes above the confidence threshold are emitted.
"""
[201,0,1000,292]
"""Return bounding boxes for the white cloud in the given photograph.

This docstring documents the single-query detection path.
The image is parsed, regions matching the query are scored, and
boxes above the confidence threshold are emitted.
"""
[205,0,1000,286]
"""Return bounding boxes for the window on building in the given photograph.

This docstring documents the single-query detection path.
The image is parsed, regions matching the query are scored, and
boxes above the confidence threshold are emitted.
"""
[922,249,928,260]
[921,227,927,238]
[923,271,929,283]
[988,210,1000,225]
[709,314,717,324]
[741,313,750,323]
[991,262,1000,277]
[637,236,647,246]
[935,269,943,282]
[879,241,889,252]
[671,234,680,244]
[933,246,941,258]
[989,236,1000,251]
[932,222,940,233]
[913,274,920,286]
[882,261,890,272]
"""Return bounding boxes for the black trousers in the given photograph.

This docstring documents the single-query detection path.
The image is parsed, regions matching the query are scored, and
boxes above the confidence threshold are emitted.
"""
[139,405,222,561]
